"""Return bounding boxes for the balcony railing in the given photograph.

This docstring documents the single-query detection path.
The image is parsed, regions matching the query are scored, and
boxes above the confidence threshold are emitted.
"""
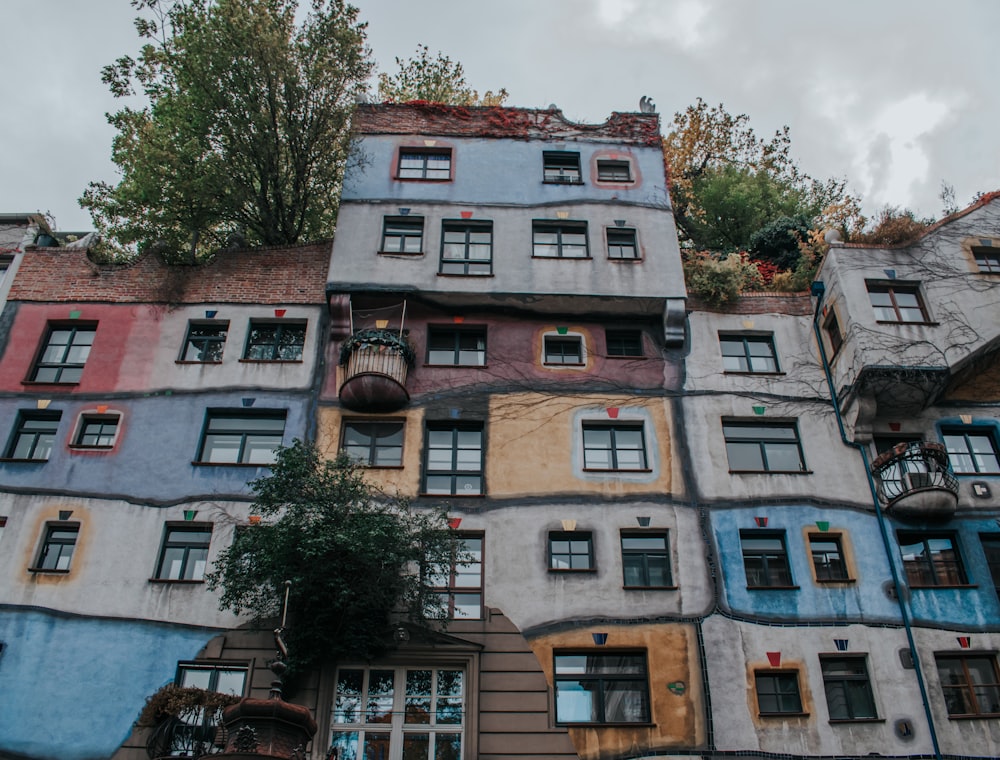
[871,441,959,520]
[338,328,413,412]
[146,709,226,759]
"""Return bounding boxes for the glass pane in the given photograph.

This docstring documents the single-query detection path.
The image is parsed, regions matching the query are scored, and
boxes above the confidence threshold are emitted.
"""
[330,732,359,760]
[727,441,764,470]
[453,475,482,494]
[764,442,803,471]
[214,669,247,696]
[366,669,395,723]
[179,668,213,690]
[603,680,648,722]
[555,680,597,722]
[434,733,461,760]
[452,593,481,618]
[363,732,391,760]
[335,670,364,723]
[402,733,428,760]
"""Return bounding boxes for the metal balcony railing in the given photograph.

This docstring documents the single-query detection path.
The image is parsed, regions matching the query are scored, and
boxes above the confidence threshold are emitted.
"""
[337,328,413,412]
[146,709,226,759]
[871,441,959,515]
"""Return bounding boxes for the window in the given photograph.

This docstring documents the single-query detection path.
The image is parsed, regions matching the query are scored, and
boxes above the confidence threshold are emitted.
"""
[823,310,843,357]
[606,228,638,259]
[821,656,877,720]
[430,535,483,619]
[583,423,648,471]
[398,148,452,180]
[755,671,803,715]
[867,283,929,323]
[31,323,96,383]
[532,221,589,258]
[724,421,805,473]
[942,428,1000,474]
[605,329,643,358]
[543,151,582,184]
[554,652,649,724]
[426,327,486,366]
[981,535,1000,598]
[597,159,632,182]
[177,662,248,695]
[549,531,594,572]
[169,663,248,757]
[73,414,119,449]
[330,666,465,760]
[898,532,966,586]
[342,421,403,467]
[720,334,779,373]
[381,217,424,254]
[974,248,1000,273]
[180,321,228,362]
[440,221,493,275]
[423,424,483,495]
[543,335,583,366]
[155,525,212,581]
[810,535,849,582]
[33,524,79,572]
[741,530,794,588]
[936,654,1000,717]
[243,321,306,361]
[5,411,60,460]
[197,411,286,465]
[621,532,671,588]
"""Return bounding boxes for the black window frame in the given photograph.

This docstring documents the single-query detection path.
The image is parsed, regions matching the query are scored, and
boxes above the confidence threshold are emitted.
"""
[196,410,286,466]
[542,151,582,184]
[942,427,1000,475]
[397,148,452,181]
[422,423,484,496]
[866,282,930,323]
[720,334,780,373]
[5,410,61,461]
[553,652,650,724]
[582,422,649,471]
[823,310,843,357]
[596,159,633,183]
[821,655,878,721]
[936,654,1000,717]
[180,321,228,363]
[980,534,1000,600]
[532,221,590,259]
[380,216,424,255]
[426,326,486,366]
[155,524,213,582]
[30,322,97,384]
[809,534,850,582]
[72,413,120,449]
[32,522,80,572]
[439,220,493,276]
[621,531,672,588]
[723,420,806,473]
[341,419,404,467]
[605,329,643,358]
[543,335,584,366]
[755,670,804,716]
[898,531,967,587]
[430,533,484,619]
[606,227,638,260]
[242,320,306,362]
[741,529,795,588]
[973,248,1000,274]
[549,531,595,572]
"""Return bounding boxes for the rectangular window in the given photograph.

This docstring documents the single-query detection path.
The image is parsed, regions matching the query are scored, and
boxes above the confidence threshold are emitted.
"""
[398,149,452,180]
[5,411,61,460]
[867,283,929,323]
[73,414,119,449]
[943,428,1000,474]
[532,221,589,258]
[821,656,877,720]
[936,654,1000,717]
[810,534,849,582]
[755,671,803,715]
[554,652,650,724]
[197,411,286,465]
[607,228,638,259]
[741,530,794,588]
[544,335,584,366]
[177,662,248,695]
[380,217,424,254]
[549,531,594,572]
[724,421,805,473]
[430,535,483,619]
[170,662,248,757]
[330,666,465,760]
[440,220,493,275]
[898,532,966,586]
[823,311,843,357]
[341,421,403,467]
[543,151,582,184]
[426,327,486,366]
[31,323,96,383]
[981,535,1000,599]
[720,334,779,373]
[583,423,648,471]
[156,525,212,581]
[974,249,1000,273]
[621,531,671,588]
[180,321,228,362]
[33,523,79,572]
[243,321,306,361]
[597,159,632,182]
[423,424,483,496]
[605,329,643,357]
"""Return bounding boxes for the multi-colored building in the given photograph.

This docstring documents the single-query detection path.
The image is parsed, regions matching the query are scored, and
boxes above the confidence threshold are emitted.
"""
[1,102,999,760]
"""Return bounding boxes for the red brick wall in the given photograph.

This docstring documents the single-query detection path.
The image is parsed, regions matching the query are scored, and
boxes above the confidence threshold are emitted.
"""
[687,291,814,316]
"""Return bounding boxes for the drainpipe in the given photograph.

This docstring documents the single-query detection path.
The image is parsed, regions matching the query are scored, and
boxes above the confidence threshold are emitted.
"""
[810,280,943,760]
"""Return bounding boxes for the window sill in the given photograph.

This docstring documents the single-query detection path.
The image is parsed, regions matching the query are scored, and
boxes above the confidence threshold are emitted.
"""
[829,717,884,724]
[21,380,80,387]
[0,457,49,463]
[69,445,114,451]
[582,468,653,474]
[394,177,453,183]
[28,567,70,574]
[549,568,597,574]
[624,585,678,591]
[542,179,584,185]
[532,255,593,261]
[724,371,786,377]
[947,713,1000,720]
[238,358,304,364]
[556,721,653,727]
[419,493,485,498]
[543,362,585,368]
[759,712,809,718]
[607,257,642,262]
[729,470,814,475]
[874,320,939,327]
[437,272,494,278]
[358,464,404,470]
[815,577,856,584]
[175,360,223,365]
[423,363,488,369]
[747,585,801,591]
[606,354,645,360]
[149,578,205,585]
[191,460,276,468]
[908,583,978,590]
[378,250,424,256]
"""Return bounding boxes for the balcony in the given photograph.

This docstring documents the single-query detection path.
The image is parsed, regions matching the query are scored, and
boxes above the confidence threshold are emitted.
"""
[871,441,959,520]
[338,328,414,412]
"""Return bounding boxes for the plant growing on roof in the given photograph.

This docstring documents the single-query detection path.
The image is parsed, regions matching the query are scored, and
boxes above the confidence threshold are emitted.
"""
[378,44,508,107]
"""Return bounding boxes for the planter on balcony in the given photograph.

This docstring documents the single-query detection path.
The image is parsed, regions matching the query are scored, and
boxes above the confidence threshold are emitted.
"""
[338,328,414,412]
[871,440,959,520]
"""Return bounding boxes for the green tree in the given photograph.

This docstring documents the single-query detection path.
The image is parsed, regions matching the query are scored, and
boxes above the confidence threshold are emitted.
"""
[81,0,372,262]
[207,441,461,675]
[378,44,508,106]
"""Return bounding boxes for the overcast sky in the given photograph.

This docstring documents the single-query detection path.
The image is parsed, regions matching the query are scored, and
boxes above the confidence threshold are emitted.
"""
[1,0,997,232]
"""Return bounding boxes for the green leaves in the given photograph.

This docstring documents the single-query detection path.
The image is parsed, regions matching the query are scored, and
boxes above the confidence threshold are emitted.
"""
[377,44,508,107]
